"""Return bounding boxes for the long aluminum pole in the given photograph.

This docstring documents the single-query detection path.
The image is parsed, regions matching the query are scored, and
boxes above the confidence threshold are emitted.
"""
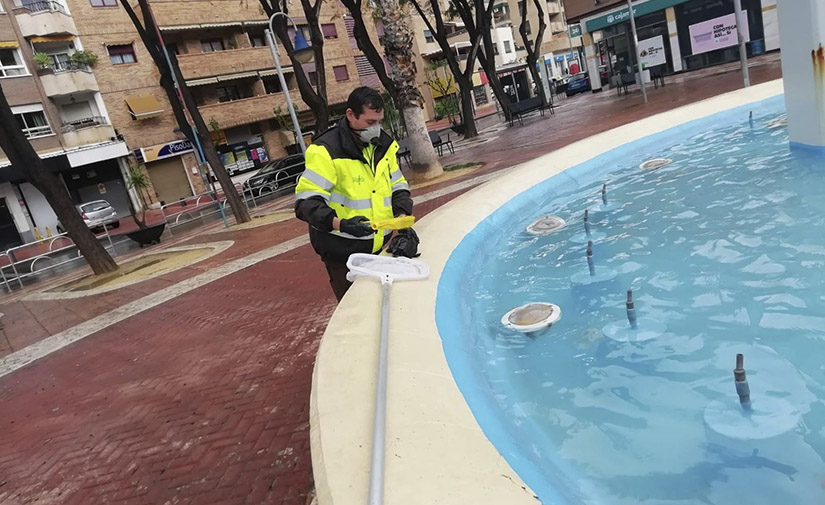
[367,276,392,505]
[733,0,750,87]
[626,0,647,104]
[265,15,307,153]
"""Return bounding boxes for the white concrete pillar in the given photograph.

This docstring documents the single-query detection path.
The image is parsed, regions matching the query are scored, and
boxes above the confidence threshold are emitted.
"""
[666,7,683,73]
[582,32,602,91]
[761,0,780,51]
[777,0,825,150]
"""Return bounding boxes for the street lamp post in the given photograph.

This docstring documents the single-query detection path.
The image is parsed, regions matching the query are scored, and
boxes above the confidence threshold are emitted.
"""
[626,0,648,104]
[265,12,314,154]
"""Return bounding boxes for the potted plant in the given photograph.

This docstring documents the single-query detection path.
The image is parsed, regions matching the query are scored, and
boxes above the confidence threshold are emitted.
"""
[69,50,98,68]
[33,52,52,70]
[125,165,165,246]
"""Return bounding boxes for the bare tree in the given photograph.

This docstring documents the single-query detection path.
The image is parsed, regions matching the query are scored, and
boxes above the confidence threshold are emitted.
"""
[409,0,486,138]
[0,86,118,274]
[518,0,548,105]
[378,0,443,179]
[338,0,397,98]
[424,61,460,125]
[449,0,511,121]
[258,0,330,131]
[120,0,250,224]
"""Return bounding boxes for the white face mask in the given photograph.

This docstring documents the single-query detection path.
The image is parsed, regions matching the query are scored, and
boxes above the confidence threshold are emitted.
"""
[356,124,381,144]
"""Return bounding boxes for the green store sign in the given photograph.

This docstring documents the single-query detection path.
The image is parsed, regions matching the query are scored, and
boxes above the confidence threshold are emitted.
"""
[584,0,690,32]
[568,23,582,38]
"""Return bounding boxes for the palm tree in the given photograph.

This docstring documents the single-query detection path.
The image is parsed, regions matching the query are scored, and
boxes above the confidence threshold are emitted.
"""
[126,165,152,229]
[377,0,444,180]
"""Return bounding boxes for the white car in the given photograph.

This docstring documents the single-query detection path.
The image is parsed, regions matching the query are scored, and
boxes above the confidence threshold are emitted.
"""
[56,200,119,234]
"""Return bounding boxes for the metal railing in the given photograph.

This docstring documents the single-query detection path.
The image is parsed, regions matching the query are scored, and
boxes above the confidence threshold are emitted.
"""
[53,61,91,73]
[160,183,252,235]
[60,116,108,133]
[0,226,116,292]
[17,0,69,15]
[240,163,303,208]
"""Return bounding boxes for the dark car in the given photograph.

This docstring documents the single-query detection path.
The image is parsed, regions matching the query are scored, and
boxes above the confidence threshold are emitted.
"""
[565,73,591,96]
[242,154,305,196]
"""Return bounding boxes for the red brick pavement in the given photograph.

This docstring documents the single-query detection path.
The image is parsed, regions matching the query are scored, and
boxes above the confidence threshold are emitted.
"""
[0,55,783,505]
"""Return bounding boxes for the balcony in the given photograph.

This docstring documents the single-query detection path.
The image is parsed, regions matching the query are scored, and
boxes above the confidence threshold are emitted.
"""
[549,22,566,34]
[177,46,289,81]
[545,1,561,14]
[60,117,116,148]
[14,1,77,38]
[198,93,307,130]
[39,64,98,97]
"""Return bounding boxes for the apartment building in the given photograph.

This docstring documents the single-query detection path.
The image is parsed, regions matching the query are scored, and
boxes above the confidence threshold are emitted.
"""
[411,0,581,121]
[0,0,130,250]
[65,0,368,208]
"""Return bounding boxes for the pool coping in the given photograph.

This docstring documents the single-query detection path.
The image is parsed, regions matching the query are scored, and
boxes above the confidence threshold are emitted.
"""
[309,79,785,505]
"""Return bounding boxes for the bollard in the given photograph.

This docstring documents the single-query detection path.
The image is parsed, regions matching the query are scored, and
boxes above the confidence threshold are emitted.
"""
[584,210,591,237]
[601,183,608,206]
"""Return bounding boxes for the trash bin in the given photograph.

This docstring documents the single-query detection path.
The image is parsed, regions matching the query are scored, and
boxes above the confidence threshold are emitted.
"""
[749,39,766,56]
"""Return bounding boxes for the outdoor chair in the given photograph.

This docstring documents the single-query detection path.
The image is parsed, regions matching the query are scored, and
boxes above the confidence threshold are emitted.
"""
[429,131,454,156]
[396,138,412,168]
[650,65,666,88]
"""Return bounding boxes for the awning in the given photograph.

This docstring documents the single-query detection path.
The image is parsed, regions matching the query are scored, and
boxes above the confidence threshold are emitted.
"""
[125,95,164,119]
[0,41,19,49]
[202,22,242,28]
[159,21,243,31]
[187,77,218,87]
[105,40,134,46]
[30,35,75,43]
[258,67,294,77]
[243,20,268,26]
[216,71,258,82]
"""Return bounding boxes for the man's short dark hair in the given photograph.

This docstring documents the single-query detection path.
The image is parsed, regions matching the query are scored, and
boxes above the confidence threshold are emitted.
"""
[347,87,384,117]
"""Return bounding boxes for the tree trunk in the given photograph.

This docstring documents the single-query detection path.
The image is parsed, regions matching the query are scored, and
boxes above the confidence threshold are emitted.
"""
[401,105,441,179]
[123,0,251,224]
[457,82,478,138]
[340,0,398,98]
[379,0,443,179]
[0,86,118,275]
[519,0,548,106]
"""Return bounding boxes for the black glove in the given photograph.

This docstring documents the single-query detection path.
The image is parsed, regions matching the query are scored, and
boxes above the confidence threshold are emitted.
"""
[339,216,374,237]
[387,228,420,258]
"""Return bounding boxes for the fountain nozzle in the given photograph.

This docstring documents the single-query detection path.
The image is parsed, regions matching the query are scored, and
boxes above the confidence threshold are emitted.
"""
[626,290,638,329]
[584,210,591,237]
[734,353,752,411]
[601,183,608,206]
[586,240,595,277]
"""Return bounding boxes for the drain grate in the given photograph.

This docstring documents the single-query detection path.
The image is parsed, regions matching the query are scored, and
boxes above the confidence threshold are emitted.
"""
[526,215,565,235]
[640,158,673,171]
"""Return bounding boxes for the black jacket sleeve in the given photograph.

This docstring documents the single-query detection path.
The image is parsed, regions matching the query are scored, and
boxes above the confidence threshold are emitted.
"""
[295,196,337,232]
[392,189,413,217]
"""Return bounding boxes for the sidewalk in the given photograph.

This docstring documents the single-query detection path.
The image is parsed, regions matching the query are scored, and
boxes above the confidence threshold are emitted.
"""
[0,54,783,505]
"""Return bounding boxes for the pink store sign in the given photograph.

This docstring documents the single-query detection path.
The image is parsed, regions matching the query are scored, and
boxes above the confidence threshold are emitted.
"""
[689,11,750,55]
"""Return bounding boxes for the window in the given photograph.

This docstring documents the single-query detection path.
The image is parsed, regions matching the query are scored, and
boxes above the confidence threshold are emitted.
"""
[0,48,27,77]
[107,44,136,64]
[503,40,512,53]
[525,20,531,35]
[263,76,283,94]
[308,71,318,86]
[216,85,240,103]
[250,34,266,47]
[517,1,524,16]
[51,53,70,71]
[165,43,179,55]
[13,106,52,138]
[321,23,338,39]
[333,65,349,82]
[201,39,225,53]
[90,0,117,6]
[424,29,434,43]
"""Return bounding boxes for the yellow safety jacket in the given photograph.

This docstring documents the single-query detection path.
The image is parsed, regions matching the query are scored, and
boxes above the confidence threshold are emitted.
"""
[295,118,412,260]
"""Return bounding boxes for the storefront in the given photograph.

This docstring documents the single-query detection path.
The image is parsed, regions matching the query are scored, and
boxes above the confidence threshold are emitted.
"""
[581,0,772,90]
[211,123,270,176]
[62,158,132,218]
[497,63,532,103]
[135,139,197,206]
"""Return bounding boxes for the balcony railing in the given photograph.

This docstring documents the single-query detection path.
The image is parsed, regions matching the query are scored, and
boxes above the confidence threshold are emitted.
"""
[53,61,90,73]
[60,116,108,133]
[16,0,68,15]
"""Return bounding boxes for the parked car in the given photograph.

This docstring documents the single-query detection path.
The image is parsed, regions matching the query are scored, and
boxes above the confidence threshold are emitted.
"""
[56,200,119,234]
[565,73,591,96]
[242,154,306,196]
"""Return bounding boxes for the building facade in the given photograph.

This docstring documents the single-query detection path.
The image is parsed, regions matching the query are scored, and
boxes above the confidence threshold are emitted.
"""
[0,0,131,249]
[563,0,778,92]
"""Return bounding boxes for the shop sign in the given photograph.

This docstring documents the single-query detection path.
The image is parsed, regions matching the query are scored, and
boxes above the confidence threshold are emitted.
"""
[140,140,194,163]
[98,183,107,194]
[689,11,749,55]
[568,23,582,38]
[638,35,667,68]
[584,0,690,33]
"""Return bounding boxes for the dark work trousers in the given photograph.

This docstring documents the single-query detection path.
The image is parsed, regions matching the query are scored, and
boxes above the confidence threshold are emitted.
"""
[322,256,352,302]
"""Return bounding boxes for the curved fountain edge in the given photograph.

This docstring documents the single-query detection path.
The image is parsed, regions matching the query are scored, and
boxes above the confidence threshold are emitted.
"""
[309,79,785,505]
